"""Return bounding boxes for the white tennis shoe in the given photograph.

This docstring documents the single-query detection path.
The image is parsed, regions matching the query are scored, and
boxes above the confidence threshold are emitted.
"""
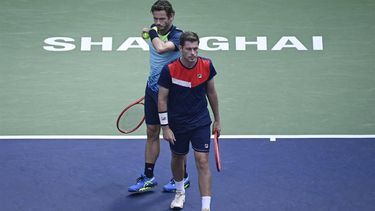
[170,191,185,209]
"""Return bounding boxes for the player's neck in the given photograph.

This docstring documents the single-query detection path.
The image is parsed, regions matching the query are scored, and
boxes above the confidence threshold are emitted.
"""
[159,24,173,35]
[179,57,197,69]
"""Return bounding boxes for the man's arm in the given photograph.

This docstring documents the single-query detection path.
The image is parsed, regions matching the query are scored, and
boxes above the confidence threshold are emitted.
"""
[158,86,176,144]
[152,39,176,54]
[142,27,177,54]
[158,85,169,113]
[206,78,221,135]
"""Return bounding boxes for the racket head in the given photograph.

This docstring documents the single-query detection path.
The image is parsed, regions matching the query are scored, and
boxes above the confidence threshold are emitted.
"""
[213,129,222,172]
[116,96,145,134]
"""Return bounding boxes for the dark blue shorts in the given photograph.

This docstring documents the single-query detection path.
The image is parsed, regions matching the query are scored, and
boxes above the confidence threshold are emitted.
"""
[144,86,160,125]
[170,124,211,155]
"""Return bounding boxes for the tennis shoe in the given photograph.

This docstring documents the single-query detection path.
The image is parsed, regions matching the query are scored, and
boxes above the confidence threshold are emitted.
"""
[163,176,190,192]
[202,209,210,211]
[128,174,157,193]
[170,191,185,210]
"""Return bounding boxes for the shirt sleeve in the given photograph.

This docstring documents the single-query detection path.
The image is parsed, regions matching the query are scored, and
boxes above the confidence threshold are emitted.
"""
[208,60,217,80]
[168,31,182,51]
[158,65,172,89]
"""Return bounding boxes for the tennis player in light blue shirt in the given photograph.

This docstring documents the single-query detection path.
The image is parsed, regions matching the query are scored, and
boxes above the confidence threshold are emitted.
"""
[128,0,190,194]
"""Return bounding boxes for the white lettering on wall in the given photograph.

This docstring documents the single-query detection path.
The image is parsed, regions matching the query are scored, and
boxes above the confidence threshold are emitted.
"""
[43,36,324,52]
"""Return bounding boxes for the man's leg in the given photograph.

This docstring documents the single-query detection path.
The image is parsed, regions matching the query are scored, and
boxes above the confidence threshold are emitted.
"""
[170,152,186,209]
[194,151,211,196]
[144,124,161,177]
[194,151,212,211]
[171,153,185,182]
[191,124,212,210]
[163,155,191,192]
[128,124,160,193]
[128,88,160,193]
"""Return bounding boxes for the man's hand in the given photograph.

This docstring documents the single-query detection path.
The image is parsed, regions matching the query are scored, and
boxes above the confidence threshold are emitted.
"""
[212,120,221,137]
[162,126,176,145]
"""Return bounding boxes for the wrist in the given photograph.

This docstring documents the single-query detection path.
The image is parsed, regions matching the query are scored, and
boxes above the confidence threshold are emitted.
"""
[149,28,158,41]
[158,111,168,126]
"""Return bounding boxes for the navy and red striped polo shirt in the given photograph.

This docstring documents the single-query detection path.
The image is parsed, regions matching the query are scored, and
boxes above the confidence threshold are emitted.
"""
[158,56,217,134]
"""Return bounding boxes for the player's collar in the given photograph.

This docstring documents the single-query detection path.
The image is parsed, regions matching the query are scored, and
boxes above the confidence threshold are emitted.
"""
[178,57,199,69]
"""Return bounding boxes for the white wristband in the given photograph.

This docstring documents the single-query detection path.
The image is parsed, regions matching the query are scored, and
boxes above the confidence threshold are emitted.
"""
[158,112,168,126]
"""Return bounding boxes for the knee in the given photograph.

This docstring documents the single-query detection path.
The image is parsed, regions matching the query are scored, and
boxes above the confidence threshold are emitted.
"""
[147,125,160,140]
[196,156,209,170]
[172,153,185,162]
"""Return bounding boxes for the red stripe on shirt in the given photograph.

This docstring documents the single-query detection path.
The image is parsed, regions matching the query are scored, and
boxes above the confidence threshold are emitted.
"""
[168,57,211,88]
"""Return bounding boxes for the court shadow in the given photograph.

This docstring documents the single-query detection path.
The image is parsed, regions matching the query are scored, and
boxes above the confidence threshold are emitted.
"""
[110,190,173,211]
[126,191,155,198]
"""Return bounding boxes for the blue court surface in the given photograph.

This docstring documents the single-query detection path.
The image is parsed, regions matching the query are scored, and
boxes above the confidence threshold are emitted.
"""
[1,138,374,211]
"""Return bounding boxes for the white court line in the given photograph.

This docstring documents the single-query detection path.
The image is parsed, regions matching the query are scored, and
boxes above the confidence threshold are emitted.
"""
[1,135,375,141]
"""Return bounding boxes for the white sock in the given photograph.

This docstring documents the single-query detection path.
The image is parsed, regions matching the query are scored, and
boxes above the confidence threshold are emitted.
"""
[201,196,211,210]
[175,179,185,193]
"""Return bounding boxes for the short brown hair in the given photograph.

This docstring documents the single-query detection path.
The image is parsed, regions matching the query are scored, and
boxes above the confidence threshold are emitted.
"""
[180,31,200,46]
[151,0,175,18]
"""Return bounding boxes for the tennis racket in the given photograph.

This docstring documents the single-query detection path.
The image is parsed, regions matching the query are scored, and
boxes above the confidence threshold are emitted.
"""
[116,96,145,134]
[213,129,222,172]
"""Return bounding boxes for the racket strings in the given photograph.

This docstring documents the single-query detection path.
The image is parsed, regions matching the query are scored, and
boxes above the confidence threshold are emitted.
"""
[118,103,144,133]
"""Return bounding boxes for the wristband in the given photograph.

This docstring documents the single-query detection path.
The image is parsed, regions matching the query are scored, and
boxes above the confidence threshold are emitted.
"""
[149,28,158,41]
[158,112,168,126]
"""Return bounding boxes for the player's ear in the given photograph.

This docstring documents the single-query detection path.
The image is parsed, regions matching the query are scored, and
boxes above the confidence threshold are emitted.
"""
[169,13,174,21]
[178,45,182,51]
